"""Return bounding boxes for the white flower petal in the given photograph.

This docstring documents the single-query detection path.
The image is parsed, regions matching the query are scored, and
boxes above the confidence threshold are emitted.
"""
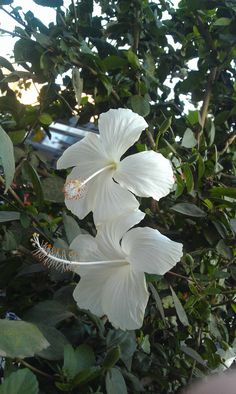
[64,167,96,219]
[70,234,126,272]
[70,234,103,263]
[57,132,108,174]
[73,264,132,318]
[91,171,140,226]
[114,151,175,201]
[73,266,112,317]
[122,227,183,275]
[96,209,145,259]
[102,265,149,330]
[98,108,148,161]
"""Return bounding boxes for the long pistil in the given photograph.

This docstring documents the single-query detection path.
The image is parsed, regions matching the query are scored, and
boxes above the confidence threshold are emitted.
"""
[31,233,126,271]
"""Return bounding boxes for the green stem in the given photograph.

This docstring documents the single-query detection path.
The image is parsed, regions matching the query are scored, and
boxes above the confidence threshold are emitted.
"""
[17,359,54,380]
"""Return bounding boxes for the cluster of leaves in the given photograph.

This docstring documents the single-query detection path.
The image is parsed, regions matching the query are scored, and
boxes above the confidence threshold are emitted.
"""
[0,0,236,393]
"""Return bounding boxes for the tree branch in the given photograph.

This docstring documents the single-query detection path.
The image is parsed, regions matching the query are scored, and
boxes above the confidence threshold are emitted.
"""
[199,66,218,130]
[0,27,26,40]
[0,6,26,28]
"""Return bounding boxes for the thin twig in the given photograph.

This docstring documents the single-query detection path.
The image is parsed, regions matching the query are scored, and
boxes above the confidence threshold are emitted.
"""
[194,13,218,144]
[189,328,202,381]
[167,270,192,282]
[146,129,156,150]
[0,6,26,27]
[0,175,25,208]
[56,92,76,114]
[219,133,236,155]
[196,14,215,52]
[0,27,26,40]
[17,359,54,380]
[71,0,78,34]
[199,66,218,131]
[132,9,140,53]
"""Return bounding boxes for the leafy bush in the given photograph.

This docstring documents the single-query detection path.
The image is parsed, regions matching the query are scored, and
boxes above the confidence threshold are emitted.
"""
[0,0,235,393]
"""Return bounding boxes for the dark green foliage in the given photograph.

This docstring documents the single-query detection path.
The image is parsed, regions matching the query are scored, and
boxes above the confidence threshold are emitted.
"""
[0,0,235,393]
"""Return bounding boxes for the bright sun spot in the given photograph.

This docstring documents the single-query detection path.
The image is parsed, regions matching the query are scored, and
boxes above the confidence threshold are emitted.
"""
[9,80,41,105]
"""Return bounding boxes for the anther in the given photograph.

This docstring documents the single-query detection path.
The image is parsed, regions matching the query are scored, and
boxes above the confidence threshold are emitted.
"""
[63,179,87,200]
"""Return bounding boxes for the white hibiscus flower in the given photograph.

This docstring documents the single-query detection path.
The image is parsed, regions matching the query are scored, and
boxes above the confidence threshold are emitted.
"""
[69,211,183,330]
[57,108,174,225]
[32,211,182,330]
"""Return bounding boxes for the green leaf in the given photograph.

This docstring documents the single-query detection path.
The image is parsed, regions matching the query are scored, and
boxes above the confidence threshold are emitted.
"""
[214,17,231,26]
[140,335,150,354]
[149,283,165,321]
[2,229,18,251]
[103,346,121,370]
[106,368,128,394]
[23,300,74,326]
[100,75,113,95]
[155,116,172,146]
[36,324,69,360]
[8,130,27,145]
[0,320,49,358]
[159,116,172,134]
[63,344,95,379]
[0,125,15,192]
[22,161,44,205]
[187,110,200,126]
[0,369,39,394]
[183,164,194,193]
[106,330,137,364]
[181,128,197,148]
[0,211,20,222]
[206,120,215,146]
[210,187,236,199]
[0,0,13,4]
[34,32,53,48]
[39,113,53,125]
[63,212,82,244]
[0,56,14,71]
[216,239,233,259]
[170,287,189,327]
[144,53,155,77]
[72,367,101,387]
[102,55,127,70]
[230,218,236,233]
[41,175,64,203]
[125,49,141,69]
[80,40,94,55]
[180,345,206,366]
[1,71,32,83]
[130,95,150,117]
[33,0,63,6]
[186,0,222,10]
[175,173,185,198]
[198,155,205,181]
[171,203,206,217]
[20,212,31,228]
